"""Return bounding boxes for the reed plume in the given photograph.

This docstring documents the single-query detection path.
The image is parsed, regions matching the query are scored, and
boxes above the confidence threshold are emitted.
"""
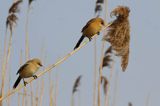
[101,76,108,95]
[0,1,22,104]
[72,75,82,94]
[9,0,22,14]
[128,102,133,106]
[95,0,104,16]
[102,46,112,68]
[103,6,130,71]
[7,0,22,33]
[6,14,18,33]
[28,0,34,6]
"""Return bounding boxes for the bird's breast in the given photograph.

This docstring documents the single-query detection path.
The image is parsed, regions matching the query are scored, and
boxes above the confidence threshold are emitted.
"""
[83,23,102,38]
[19,64,39,78]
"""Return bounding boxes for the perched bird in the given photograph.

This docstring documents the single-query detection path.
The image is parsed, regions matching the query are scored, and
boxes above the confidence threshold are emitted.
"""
[13,58,42,89]
[74,17,105,50]
[103,6,130,71]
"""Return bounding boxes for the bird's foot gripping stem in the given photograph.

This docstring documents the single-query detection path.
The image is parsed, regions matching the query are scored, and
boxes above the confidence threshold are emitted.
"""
[33,75,38,79]
[23,79,28,86]
[89,37,92,41]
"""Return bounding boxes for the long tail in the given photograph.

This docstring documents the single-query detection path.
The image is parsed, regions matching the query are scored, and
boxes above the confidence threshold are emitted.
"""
[74,36,85,50]
[13,76,21,89]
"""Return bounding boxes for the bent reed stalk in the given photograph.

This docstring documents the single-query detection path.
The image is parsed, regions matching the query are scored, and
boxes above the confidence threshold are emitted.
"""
[0,23,111,102]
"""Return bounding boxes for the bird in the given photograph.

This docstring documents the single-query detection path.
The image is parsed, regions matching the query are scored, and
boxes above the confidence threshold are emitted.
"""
[74,17,105,50]
[13,58,43,89]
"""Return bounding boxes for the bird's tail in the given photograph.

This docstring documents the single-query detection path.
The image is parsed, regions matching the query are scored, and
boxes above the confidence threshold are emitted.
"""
[13,76,21,89]
[74,36,85,50]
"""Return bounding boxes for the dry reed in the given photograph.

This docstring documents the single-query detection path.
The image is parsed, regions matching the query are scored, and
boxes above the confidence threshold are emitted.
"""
[28,0,34,6]
[93,37,97,106]
[0,91,2,106]
[72,75,82,94]
[94,0,105,106]
[54,72,59,106]
[101,76,108,95]
[128,102,133,106]
[98,41,105,106]
[39,78,44,106]
[25,0,35,61]
[102,46,113,68]
[103,6,130,71]
[0,1,22,104]
[9,0,22,14]
[0,23,111,102]
[95,0,104,17]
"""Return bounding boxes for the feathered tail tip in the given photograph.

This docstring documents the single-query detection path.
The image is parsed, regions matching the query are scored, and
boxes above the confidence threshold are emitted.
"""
[74,36,85,50]
[13,76,21,89]
[6,14,18,33]
[72,75,82,94]
[101,76,108,95]
[102,46,113,68]
[9,0,23,14]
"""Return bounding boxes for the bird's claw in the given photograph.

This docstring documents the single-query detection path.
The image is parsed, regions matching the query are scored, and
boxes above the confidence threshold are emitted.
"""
[24,81,28,86]
[89,38,92,41]
[33,75,38,79]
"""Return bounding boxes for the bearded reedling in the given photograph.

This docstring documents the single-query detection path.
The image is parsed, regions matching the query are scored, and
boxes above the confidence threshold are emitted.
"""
[74,18,106,50]
[13,58,42,89]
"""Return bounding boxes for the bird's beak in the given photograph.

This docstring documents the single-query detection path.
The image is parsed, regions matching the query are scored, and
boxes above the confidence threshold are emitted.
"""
[39,63,43,67]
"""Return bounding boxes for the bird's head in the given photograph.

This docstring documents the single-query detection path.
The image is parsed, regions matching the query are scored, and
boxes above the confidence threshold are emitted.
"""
[96,18,106,26]
[30,58,43,67]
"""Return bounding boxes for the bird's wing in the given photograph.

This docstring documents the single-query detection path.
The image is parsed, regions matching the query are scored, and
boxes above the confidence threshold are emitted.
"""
[81,18,96,32]
[16,63,29,75]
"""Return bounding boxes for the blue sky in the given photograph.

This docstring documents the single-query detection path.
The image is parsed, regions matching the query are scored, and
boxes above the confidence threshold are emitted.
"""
[0,0,160,106]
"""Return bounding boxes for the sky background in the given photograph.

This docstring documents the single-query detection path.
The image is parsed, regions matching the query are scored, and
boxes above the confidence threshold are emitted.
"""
[0,0,160,106]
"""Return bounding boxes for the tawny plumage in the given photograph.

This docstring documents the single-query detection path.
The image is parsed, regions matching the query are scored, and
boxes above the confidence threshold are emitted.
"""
[103,6,130,71]
[74,18,105,50]
[13,58,42,89]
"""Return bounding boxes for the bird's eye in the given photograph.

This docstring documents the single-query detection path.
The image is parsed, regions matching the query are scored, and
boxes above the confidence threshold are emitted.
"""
[101,21,104,25]
[38,63,42,66]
